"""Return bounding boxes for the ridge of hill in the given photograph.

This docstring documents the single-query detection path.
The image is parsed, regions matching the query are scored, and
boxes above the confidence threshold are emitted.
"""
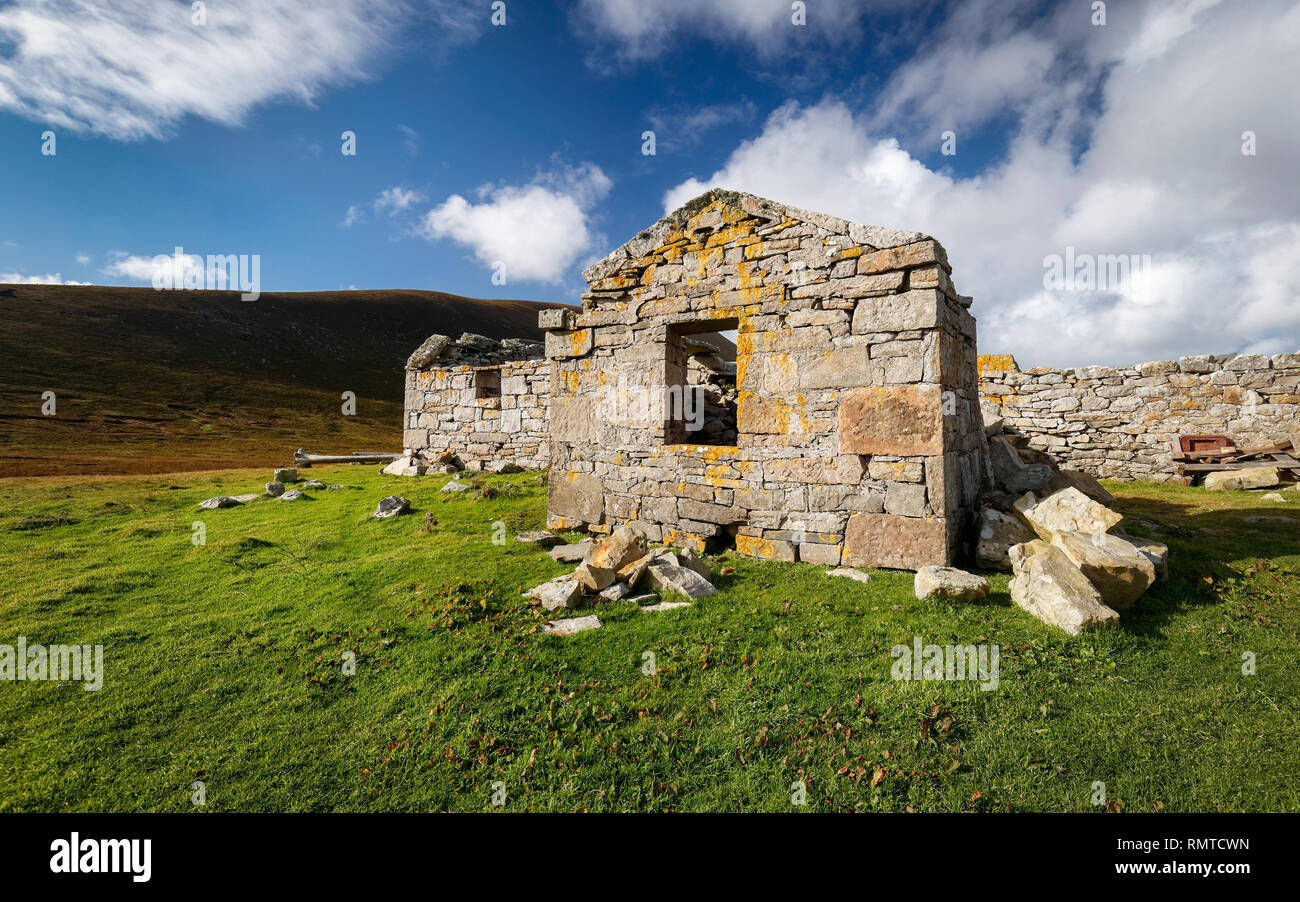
[0,284,567,476]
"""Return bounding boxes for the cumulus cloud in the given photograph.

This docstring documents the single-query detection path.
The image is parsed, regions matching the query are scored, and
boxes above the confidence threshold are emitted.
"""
[663,0,1300,366]
[0,272,91,285]
[0,0,475,141]
[572,0,871,60]
[420,163,613,284]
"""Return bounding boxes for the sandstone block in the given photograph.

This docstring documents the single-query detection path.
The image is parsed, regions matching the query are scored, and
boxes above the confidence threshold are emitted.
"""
[1014,488,1123,541]
[548,470,605,523]
[914,566,989,602]
[851,290,943,333]
[1050,530,1155,611]
[838,385,943,456]
[1009,540,1120,635]
[1204,466,1279,491]
[843,513,949,571]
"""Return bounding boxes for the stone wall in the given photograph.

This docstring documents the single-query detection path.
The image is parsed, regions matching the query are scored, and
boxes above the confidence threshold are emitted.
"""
[980,352,1300,481]
[540,189,985,570]
[403,333,551,471]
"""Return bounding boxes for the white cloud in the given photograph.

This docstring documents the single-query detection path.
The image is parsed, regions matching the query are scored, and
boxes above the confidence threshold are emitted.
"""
[0,0,475,141]
[420,163,612,284]
[341,205,364,228]
[0,272,91,285]
[75,253,90,266]
[573,0,870,60]
[398,124,420,156]
[374,186,424,216]
[103,250,205,285]
[645,101,756,152]
[662,0,1300,367]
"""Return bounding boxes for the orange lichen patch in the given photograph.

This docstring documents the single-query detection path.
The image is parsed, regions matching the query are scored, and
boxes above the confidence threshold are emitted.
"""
[978,354,1019,376]
[568,329,592,354]
[562,370,581,395]
[838,246,862,259]
[734,534,786,561]
[547,515,586,530]
[662,529,707,554]
[657,444,744,464]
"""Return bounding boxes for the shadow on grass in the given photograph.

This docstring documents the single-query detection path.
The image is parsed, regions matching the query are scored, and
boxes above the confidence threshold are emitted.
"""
[1107,491,1299,637]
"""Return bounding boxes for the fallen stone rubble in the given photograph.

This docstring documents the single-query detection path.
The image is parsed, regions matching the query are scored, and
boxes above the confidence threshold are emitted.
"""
[979,421,1169,635]
[524,525,717,619]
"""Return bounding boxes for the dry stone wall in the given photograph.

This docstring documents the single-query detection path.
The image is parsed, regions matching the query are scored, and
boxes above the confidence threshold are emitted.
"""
[540,189,986,570]
[403,333,550,471]
[980,352,1300,481]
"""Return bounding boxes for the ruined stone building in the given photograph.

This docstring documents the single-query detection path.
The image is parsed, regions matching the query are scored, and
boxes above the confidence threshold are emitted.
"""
[538,189,985,570]
[403,332,550,471]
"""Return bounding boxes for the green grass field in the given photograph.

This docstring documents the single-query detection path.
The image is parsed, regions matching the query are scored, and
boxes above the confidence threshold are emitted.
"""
[1,467,1297,812]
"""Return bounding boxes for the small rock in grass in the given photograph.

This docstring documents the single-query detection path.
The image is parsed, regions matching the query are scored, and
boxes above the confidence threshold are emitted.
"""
[372,495,410,518]
[302,479,325,489]
[326,484,347,491]
[598,582,631,601]
[574,561,616,592]
[914,566,989,602]
[645,559,716,600]
[527,575,583,611]
[827,567,872,584]
[273,468,298,483]
[441,479,472,493]
[1262,492,1286,502]
[516,530,561,547]
[1204,466,1279,491]
[279,489,307,501]
[230,494,262,503]
[641,600,691,612]
[548,541,593,563]
[198,496,239,510]
[265,482,285,497]
[628,594,658,606]
[541,615,601,636]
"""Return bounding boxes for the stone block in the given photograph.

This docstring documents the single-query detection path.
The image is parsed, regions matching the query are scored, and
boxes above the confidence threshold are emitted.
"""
[838,385,944,456]
[842,513,949,570]
[548,470,605,524]
[852,290,943,333]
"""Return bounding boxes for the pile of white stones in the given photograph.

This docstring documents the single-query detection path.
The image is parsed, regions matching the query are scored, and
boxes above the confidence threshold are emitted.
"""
[976,431,1168,634]
[523,526,716,634]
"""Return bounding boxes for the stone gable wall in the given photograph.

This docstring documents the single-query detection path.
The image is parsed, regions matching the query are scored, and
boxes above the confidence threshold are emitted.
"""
[540,191,986,570]
[980,352,1300,481]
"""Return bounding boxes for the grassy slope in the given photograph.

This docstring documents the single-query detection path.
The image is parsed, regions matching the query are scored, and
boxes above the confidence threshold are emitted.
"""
[0,284,564,477]
[0,470,1297,812]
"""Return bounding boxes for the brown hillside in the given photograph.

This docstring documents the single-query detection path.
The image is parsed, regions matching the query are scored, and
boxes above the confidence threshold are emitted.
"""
[0,284,567,477]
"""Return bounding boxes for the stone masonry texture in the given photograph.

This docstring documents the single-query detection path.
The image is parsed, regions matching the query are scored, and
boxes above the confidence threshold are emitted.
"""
[403,333,550,471]
[979,352,1300,481]
[538,189,986,570]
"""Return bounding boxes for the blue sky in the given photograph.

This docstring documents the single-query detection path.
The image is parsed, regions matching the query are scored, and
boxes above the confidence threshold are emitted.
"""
[1,0,1297,366]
